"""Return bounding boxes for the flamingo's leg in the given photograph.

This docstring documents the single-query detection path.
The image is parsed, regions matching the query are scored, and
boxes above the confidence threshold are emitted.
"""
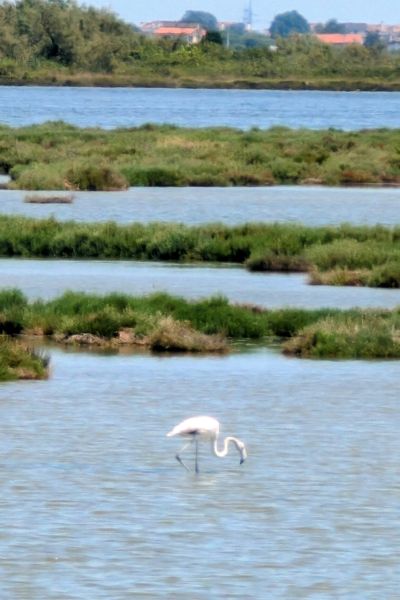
[175,440,193,471]
[195,439,199,474]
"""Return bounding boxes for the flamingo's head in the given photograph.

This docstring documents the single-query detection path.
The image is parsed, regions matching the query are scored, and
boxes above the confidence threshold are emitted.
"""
[238,441,247,464]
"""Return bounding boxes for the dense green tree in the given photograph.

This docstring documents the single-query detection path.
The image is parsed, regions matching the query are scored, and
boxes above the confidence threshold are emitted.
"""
[364,31,385,52]
[204,31,223,45]
[0,0,144,68]
[0,0,398,88]
[180,10,218,32]
[270,10,310,38]
[315,19,345,34]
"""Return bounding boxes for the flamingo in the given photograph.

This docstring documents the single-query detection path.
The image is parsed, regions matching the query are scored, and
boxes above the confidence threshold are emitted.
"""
[166,415,247,473]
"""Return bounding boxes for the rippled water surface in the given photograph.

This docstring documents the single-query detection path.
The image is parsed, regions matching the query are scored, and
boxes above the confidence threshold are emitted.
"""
[2,258,400,309]
[1,186,400,226]
[1,347,399,598]
[1,87,400,129]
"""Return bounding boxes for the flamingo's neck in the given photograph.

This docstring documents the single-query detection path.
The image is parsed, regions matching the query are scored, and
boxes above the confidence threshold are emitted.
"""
[212,436,243,458]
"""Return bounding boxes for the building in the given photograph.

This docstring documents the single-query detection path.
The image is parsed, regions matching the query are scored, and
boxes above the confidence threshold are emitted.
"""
[315,33,364,46]
[141,21,207,44]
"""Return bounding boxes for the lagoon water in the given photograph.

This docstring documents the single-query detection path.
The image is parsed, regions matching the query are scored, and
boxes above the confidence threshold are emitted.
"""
[1,186,400,226]
[0,86,400,130]
[1,83,400,597]
[1,346,399,597]
[1,258,400,310]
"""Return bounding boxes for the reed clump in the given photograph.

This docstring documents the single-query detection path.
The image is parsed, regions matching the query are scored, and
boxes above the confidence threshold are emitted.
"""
[283,312,400,358]
[0,335,49,381]
[148,316,227,353]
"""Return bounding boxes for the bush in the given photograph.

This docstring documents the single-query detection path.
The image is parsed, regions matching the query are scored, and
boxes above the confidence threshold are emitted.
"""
[66,163,128,191]
[367,262,400,288]
[123,166,184,186]
[283,314,400,358]
[0,336,49,380]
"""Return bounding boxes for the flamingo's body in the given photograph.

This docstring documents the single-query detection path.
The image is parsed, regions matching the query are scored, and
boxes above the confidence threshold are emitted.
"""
[167,415,247,473]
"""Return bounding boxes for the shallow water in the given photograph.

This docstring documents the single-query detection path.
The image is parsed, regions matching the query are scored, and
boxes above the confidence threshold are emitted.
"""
[1,87,400,130]
[1,186,400,226]
[0,346,399,598]
[1,258,400,309]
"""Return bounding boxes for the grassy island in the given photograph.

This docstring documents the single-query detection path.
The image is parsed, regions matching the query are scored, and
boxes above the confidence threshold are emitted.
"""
[1,123,400,190]
[0,216,400,288]
[0,288,399,359]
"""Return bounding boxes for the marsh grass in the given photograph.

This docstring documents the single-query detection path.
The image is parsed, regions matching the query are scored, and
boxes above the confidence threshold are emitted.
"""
[2,123,400,190]
[0,335,49,380]
[283,312,400,358]
[3,288,398,358]
[0,217,399,287]
[148,316,227,353]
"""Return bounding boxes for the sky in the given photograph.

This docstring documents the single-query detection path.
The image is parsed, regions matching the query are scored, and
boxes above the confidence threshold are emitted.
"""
[87,1,399,30]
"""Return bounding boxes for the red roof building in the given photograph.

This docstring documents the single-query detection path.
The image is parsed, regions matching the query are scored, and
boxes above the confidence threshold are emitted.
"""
[142,22,207,44]
[315,33,364,45]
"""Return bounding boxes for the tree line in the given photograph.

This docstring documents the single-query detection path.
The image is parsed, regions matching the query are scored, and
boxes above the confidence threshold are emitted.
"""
[0,0,399,86]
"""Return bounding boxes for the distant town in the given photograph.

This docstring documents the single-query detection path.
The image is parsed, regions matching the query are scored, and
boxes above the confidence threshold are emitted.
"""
[139,9,400,52]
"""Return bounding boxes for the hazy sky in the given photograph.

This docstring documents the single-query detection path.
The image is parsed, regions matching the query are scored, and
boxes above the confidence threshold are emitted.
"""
[88,1,399,29]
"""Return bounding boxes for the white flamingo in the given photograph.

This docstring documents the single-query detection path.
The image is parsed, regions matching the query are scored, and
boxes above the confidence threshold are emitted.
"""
[167,415,247,473]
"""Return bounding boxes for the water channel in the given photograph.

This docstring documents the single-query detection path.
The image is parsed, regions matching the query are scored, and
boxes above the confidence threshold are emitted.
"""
[1,185,399,226]
[2,258,400,310]
[1,86,400,130]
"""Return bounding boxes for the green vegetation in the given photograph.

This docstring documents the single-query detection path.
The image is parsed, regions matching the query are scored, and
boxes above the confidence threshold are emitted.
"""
[283,312,400,358]
[0,291,49,380]
[270,11,310,38]
[0,216,399,288]
[1,288,399,359]
[1,123,400,190]
[0,335,49,380]
[0,1,399,89]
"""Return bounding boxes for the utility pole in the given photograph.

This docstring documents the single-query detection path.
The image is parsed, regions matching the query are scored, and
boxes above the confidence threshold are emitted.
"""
[243,1,253,31]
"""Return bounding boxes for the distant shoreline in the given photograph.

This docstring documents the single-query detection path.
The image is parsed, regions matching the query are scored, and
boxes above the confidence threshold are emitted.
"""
[1,76,400,92]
